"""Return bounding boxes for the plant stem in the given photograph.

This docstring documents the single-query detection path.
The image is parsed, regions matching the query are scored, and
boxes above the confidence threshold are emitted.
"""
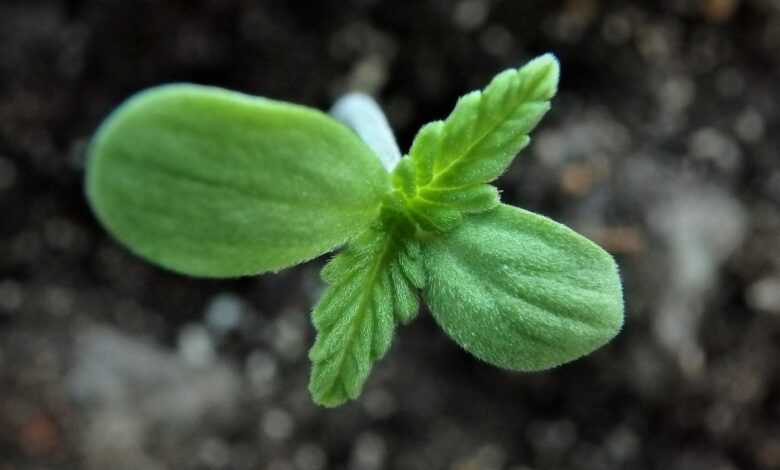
[330,93,401,172]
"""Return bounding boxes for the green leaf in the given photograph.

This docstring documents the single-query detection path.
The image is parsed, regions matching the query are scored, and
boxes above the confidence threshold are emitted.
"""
[86,84,390,277]
[422,204,624,371]
[310,227,422,407]
[393,54,559,231]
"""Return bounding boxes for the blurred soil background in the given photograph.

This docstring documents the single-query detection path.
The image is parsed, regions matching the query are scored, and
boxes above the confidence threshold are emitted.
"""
[1,0,780,469]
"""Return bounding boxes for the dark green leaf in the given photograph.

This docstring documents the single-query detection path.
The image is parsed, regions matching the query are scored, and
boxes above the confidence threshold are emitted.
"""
[309,228,422,407]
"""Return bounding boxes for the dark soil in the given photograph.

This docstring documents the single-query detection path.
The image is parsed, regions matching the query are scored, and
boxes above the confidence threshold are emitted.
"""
[1,1,780,469]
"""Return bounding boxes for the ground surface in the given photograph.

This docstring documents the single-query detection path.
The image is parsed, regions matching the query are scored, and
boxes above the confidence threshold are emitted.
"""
[1,1,780,469]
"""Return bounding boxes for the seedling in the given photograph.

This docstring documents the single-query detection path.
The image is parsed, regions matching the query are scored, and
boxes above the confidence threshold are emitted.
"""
[86,54,624,407]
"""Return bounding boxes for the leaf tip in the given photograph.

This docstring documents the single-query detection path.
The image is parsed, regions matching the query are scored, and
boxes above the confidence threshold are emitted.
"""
[308,381,348,408]
[524,53,560,100]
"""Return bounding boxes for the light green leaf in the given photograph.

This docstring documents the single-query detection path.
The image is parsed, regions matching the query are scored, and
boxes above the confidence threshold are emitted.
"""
[310,227,421,407]
[86,84,390,277]
[422,204,624,371]
[393,54,559,231]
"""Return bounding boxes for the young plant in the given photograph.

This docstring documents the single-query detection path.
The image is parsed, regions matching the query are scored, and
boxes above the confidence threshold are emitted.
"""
[86,54,624,407]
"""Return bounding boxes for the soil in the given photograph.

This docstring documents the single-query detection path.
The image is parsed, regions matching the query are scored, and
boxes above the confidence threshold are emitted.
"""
[1,1,780,469]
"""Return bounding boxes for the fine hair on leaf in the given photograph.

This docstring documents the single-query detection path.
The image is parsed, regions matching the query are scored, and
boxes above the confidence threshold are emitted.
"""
[85,53,625,408]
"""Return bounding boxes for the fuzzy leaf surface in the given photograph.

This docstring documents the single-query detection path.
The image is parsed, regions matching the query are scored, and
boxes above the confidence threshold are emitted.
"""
[393,54,559,231]
[86,84,390,277]
[423,204,624,371]
[309,227,422,407]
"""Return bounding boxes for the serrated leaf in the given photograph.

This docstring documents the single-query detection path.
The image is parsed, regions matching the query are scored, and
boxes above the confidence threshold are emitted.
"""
[309,228,422,407]
[422,204,624,371]
[86,84,390,277]
[393,54,559,231]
